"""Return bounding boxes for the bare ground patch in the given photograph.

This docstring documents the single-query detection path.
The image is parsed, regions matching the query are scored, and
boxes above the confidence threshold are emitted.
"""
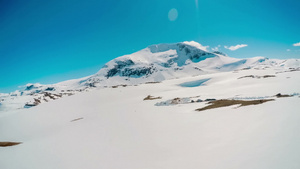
[145,81,161,84]
[71,117,84,122]
[196,99,274,112]
[238,75,276,79]
[0,142,22,147]
[144,95,162,100]
[112,85,127,88]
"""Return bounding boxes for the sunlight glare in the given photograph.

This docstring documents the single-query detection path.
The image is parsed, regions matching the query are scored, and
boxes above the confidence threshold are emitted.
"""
[168,8,178,21]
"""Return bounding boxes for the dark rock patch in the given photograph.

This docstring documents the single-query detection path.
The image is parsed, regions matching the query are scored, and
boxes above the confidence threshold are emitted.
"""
[145,81,160,84]
[112,85,127,88]
[71,117,84,122]
[144,95,162,100]
[275,93,292,98]
[238,75,275,79]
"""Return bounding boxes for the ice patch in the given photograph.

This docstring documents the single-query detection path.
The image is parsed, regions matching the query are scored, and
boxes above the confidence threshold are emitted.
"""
[179,78,210,87]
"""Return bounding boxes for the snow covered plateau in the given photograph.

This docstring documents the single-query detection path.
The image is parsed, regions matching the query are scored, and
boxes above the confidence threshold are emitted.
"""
[0,41,300,169]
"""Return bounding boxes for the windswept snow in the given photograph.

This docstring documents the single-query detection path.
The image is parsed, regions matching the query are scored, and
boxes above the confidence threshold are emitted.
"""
[0,66,299,169]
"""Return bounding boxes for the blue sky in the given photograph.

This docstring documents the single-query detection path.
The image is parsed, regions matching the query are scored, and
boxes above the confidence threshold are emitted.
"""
[0,0,299,93]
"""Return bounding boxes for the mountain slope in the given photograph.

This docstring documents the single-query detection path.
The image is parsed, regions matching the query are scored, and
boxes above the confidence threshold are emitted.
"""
[0,41,299,112]
[78,41,300,87]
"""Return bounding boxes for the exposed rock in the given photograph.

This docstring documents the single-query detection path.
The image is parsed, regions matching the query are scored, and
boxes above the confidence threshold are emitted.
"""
[196,99,203,102]
[106,59,135,78]
[155,97,191,106]
[238,75,276,79]
[143,95,162,100]
[205,98,216,102]
[145,81,160,84]
[112,85,127,88]
[71,117,84,122]
[262,75,276,78]
[45,87,55,91]
[212,51,227,56]
[275,93,292,98]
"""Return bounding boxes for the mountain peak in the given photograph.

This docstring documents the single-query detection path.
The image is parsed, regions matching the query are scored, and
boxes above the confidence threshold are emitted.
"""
[182,41,209,51]
[95,41,219,81]
[25,83,42,91]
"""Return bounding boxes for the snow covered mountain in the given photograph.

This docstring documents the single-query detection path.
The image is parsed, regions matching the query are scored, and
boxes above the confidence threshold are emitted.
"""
[0,41,299,112]
[76,41,300,87]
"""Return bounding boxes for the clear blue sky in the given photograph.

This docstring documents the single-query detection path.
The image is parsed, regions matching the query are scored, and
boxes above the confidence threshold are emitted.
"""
[1,0,299,93]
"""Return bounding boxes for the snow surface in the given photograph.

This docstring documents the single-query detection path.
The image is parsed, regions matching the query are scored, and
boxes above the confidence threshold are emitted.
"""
[183,41,209,51]
[0,65,300,169]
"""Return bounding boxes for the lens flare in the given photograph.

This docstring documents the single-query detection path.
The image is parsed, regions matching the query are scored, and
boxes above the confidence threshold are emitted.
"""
[168,8,178,21]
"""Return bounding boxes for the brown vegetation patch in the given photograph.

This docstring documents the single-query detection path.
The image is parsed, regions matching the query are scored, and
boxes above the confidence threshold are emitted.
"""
[0,142,21,147]
[196,99,274,112]
[143,95,162,100]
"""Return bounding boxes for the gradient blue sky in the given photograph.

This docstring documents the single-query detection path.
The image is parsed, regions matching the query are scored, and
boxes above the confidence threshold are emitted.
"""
[1,0,299,93]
